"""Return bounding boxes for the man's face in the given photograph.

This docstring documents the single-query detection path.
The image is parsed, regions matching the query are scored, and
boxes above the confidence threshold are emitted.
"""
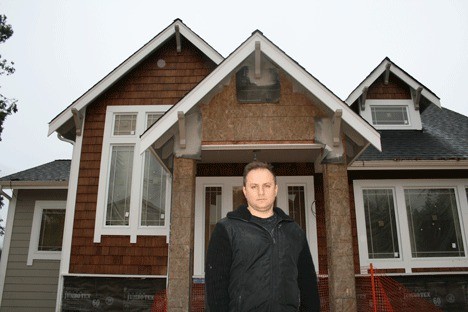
[243,168,278,217]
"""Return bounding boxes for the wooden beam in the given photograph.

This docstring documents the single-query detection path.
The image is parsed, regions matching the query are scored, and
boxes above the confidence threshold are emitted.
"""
[71,108,83,136]
[175,25,181,53]
[255,41,261,79]
[384,63,391,85]
[177,111,186,148]
[332,109,343,147]
[413,86,423,110]
[0,186,12,201]
[359,87,368,111]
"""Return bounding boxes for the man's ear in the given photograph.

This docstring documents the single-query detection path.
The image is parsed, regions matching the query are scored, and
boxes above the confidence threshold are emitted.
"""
[242,186,247,197]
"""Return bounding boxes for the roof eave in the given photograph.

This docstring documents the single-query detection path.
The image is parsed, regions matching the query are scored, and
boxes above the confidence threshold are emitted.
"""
[348,159,468,170]
[0,180,69,189]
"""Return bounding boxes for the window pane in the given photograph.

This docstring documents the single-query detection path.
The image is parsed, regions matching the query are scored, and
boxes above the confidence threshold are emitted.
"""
[405,188,465,258]
[288,186,306,231]
[106,145,134,226]
[38,209,65,251]
[363,189,400,259]
[113,114,137,135]
[141,151,168,226]
[232,186,247,212]
[146,113,163,130]
[371,106,409,125]
[205,187,222,253]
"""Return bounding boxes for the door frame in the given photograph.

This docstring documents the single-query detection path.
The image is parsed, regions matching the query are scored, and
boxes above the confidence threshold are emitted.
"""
[193,176,318,278]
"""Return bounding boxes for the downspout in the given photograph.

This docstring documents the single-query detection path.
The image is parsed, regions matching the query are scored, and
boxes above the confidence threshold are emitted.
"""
[55,119,85,311]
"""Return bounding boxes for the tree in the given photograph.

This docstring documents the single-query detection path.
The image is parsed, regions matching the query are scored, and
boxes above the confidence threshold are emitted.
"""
[0,14,16,237]
[0,14,17,141]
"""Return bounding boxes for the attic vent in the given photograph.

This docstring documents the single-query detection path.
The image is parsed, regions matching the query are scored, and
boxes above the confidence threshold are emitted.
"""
[236,65,280,103]
[370,105,409,125]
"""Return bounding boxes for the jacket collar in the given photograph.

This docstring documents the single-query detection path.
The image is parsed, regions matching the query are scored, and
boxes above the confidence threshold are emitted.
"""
[227,204,293,222]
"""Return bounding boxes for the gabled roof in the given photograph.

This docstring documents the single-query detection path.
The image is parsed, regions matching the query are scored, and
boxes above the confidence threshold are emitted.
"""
[140,30,381,153]
[48,19,224,137]
[345,57,440,107]
[356,104,468,162]
[0,160,70,188]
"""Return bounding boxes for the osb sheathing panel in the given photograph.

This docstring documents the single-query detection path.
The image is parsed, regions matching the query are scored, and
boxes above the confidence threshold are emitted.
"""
[200,73,324,144]
[69,36,216,275]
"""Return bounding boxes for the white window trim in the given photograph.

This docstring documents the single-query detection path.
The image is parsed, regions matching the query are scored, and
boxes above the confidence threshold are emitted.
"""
[360,99,422,130]
[354,179,468,274]
[94,105,172,244]
[27,200,66,266]
[193,176,318,278]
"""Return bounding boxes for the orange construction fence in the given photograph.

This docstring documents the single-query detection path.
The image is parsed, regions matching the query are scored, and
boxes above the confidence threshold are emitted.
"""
[152,266,443,311]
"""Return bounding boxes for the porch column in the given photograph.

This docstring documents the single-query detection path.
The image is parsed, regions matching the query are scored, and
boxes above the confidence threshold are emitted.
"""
[323,163,357,312]
[167,157,196,311]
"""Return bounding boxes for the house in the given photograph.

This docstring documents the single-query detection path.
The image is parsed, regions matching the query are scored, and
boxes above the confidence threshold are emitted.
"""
[1,19,467,311]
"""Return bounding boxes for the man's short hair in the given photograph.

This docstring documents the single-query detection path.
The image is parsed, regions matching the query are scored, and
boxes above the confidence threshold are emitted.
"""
[242,161,276,186]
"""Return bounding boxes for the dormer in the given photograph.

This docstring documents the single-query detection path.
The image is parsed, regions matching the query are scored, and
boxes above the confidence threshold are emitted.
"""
[346,58,440,130]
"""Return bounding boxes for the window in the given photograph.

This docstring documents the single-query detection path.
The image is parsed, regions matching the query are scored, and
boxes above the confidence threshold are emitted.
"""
[235,54,280,103]
[288,186,306,231]
[360,99,422,130]
[354,180,468,272]
[363,189,399,259]
[405,189,464,258]
[28,201,66,265]
[370,105,409,125]
[95,105,172,243]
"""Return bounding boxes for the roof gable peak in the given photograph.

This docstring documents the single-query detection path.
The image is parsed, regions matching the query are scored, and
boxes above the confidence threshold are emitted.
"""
[48,19,224,138]
[345,57,441,108]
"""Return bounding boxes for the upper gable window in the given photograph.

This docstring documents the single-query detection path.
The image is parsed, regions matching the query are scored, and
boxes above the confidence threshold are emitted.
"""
[95,105,172,244]
[361,99,422,130]
[371,105,409,126]
[236,54,280,103]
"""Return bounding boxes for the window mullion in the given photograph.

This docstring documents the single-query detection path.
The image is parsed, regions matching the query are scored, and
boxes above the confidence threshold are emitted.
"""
[395,185,413,272]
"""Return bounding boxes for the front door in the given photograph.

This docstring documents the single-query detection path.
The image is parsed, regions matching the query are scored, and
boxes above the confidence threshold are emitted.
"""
[193,176,318,277]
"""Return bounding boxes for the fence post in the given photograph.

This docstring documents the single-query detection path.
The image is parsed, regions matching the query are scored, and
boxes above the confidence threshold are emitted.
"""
[370,263,377,312]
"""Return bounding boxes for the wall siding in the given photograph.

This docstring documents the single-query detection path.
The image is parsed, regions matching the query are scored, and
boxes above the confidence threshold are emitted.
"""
[69,35,216,275]
[367,73,411,100]
[1,189,67,311]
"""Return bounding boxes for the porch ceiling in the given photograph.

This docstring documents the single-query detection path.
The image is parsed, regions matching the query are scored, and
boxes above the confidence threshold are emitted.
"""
[200,144,323,163]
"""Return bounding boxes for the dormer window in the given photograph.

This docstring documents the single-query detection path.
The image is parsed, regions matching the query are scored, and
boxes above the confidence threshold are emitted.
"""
[361,99,422,130]
[370,105,409,126]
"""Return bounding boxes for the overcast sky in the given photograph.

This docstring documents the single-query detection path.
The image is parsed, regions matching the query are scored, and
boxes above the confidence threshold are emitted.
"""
[0,1,467,235]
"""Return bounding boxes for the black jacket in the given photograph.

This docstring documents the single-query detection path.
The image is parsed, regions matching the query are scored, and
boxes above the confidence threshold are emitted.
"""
[205,205,320,312]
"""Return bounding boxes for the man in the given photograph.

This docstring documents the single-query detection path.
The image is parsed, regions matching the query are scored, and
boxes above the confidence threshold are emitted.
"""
[205,161,320,311]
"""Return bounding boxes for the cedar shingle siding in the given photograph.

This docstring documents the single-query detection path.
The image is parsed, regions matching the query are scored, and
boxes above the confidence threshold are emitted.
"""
[69,36,216,275]
[367,73,411,100]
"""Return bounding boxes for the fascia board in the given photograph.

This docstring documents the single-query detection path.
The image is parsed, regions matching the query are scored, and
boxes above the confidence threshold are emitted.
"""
[390,65,441,107]
[140,34,261,153]
[0,181,69,189]
[258,39,381,151]
[348,159,468,170]
[345,60,387,105]
[48,20,224,137]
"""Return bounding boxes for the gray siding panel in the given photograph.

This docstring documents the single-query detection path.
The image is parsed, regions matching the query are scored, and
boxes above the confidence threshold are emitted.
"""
[1,189,67,311]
